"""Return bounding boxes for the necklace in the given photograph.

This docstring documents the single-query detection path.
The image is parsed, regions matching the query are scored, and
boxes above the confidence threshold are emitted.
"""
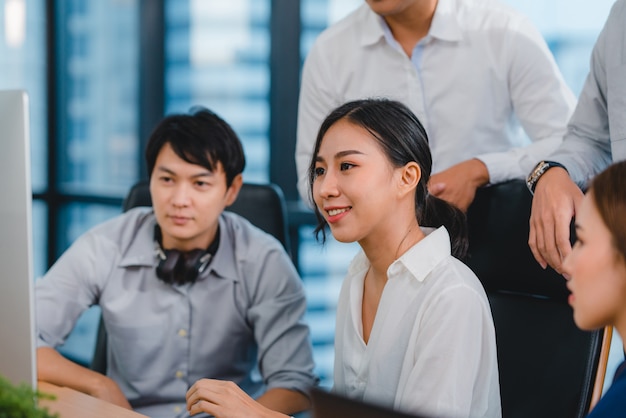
[394,227,414,260]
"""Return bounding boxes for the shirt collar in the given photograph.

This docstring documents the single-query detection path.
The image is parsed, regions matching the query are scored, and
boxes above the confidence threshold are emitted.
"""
[388,226,451,282]
[346,226,452,283]
[371,0,463,49]
[360,4,387,47]
[428,0,463,42]
[119,212,158,268]
[204,214,239,282]
[119,212,238,283]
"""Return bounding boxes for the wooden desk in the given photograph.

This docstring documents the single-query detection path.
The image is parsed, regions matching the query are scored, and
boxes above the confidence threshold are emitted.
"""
[37,381,148,417]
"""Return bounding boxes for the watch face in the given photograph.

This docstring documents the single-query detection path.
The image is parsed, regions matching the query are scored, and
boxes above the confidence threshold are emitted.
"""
[527,161,548,193]
[536,161,548,175]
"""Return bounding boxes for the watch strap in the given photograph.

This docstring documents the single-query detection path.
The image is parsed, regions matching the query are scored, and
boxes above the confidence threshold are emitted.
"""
[527,160,568,194]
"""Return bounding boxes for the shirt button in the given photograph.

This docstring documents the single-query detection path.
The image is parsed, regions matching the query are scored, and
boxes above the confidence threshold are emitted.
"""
[174,406,182,414]
[178,329,188,337]
[175,370,184,379]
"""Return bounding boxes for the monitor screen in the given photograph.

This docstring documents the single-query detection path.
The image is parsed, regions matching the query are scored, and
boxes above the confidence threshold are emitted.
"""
[0,89,37,388]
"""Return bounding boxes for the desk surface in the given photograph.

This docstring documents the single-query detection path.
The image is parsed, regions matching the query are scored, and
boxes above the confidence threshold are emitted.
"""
[37,381,148,417]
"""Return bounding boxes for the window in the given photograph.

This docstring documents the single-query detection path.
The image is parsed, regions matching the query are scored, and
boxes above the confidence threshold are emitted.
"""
[165,0,271,183]
[0,0,47,269]
[50,0,141,365]
[55,0,140,197]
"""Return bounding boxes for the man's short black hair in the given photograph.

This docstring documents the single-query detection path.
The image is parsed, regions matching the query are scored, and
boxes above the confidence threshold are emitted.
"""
[145,107,246,187]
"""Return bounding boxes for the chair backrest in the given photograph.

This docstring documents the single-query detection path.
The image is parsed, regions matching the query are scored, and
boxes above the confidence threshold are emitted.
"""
[464,180,609,418]
[90,180,292,374]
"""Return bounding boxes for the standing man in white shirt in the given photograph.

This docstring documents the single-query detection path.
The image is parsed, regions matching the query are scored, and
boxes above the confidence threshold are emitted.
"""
[296,0,576,211]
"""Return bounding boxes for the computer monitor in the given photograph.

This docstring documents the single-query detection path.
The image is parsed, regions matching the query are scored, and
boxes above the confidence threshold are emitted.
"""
[0,89,37,388]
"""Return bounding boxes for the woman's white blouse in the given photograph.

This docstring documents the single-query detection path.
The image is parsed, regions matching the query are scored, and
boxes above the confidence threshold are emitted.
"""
[333,227,502,418]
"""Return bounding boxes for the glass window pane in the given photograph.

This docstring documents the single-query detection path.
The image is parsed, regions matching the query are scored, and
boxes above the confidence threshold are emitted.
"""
[32,200,47,280]
[56,0,140,196]
[165,0,271,183]
[0,0,47,192]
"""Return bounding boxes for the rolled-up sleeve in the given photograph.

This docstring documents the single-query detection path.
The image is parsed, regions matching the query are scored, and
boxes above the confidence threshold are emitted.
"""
[476,15,575,184]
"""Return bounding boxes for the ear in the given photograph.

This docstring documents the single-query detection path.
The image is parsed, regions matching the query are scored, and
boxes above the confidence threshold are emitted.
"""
[224,174,243,206]
[398,162,421,198]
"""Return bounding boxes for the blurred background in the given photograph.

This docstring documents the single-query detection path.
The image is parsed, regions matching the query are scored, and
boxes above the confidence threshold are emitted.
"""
[0,0,617,389]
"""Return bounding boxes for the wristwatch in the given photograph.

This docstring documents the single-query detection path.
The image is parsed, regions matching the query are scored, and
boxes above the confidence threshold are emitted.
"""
[526,160,568,194]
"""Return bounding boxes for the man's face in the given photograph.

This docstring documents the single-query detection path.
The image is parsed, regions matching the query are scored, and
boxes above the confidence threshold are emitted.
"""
[149,142,241,251]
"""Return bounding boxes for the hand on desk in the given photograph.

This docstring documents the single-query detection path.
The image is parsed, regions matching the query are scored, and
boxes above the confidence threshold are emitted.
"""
[37,346,132,410]
[88,374,132,410]
[186,379,292,418]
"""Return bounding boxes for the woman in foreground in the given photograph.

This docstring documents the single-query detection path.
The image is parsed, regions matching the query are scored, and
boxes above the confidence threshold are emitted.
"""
[308,98,501,418]
[562,161,626,417]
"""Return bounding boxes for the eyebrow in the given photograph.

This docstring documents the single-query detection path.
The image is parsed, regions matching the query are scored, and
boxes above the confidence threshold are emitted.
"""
[155,165,213,178]
[315,149,365,163]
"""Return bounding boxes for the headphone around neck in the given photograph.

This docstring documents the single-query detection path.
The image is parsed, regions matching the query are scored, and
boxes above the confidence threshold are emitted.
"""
[153,225,220,285]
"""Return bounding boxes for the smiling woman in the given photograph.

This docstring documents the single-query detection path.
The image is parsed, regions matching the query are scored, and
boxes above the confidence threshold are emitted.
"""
[308,98,501,417]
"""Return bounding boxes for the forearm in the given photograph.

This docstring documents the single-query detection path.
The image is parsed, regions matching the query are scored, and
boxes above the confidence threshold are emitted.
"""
[549,132,613,188]
[256,388,310,416]
[37,347,100,391]
[37,346,126,406]
[476,135,562,185]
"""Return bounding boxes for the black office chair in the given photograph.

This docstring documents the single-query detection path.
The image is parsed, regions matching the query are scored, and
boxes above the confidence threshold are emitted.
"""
[464,180,611,418]
[90,180,292,374]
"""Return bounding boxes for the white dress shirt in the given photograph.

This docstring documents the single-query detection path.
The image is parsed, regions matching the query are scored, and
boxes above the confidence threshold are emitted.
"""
[333,227,501,418]
[296,0,576,202]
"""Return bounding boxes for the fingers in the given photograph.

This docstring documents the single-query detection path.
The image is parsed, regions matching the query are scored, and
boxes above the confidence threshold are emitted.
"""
[529,198,568,272]
[528,221,548,270]
[186,379,220,416]
[428,181,446,196]
[186,379,256,418]
[188,399,216,417]
[528,169,580,273]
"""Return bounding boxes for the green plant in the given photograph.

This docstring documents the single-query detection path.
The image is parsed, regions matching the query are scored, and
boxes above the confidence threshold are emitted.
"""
[0,375,58,418]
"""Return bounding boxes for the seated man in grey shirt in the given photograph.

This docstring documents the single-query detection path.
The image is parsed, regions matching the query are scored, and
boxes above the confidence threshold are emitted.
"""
[35,107,317,418]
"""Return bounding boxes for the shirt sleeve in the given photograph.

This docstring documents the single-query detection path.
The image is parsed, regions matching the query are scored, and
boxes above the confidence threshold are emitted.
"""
[475,15,576,184]
[35,231,114,348]
[245,244,318,394]
[397,284,500,418]
[296,39,340,205]
[547,2,621,187]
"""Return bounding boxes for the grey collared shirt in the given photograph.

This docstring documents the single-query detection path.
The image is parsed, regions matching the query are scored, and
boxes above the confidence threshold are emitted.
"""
[36,208,317,417]
[550,0,626,187]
